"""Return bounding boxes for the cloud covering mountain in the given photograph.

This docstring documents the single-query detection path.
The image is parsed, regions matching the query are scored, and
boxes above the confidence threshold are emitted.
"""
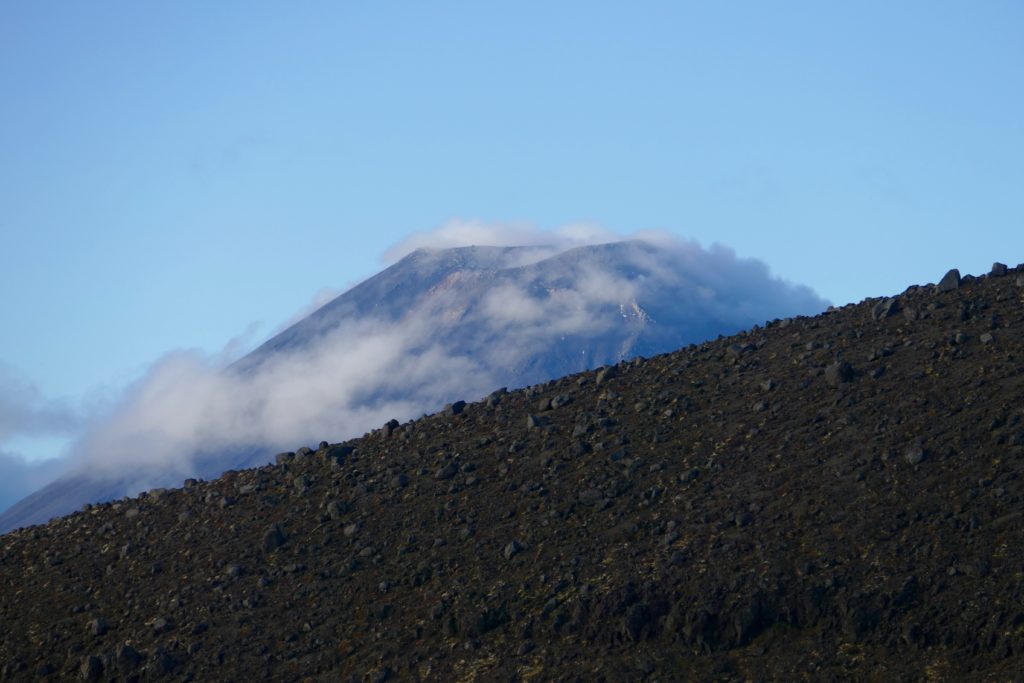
[0,227,828,526]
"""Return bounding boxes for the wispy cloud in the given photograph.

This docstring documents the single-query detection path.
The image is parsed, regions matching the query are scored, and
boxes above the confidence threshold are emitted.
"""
[381,219,623,264]
[1,223,829,514]
[0,363,83,442]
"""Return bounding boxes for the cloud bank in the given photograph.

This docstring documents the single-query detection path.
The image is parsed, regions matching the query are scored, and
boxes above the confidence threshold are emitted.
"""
[0,223,829,516]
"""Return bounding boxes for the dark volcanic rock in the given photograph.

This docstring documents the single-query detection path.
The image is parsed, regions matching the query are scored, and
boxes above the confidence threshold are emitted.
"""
[824,361,854,387]
[871,297,899,320]
[1,263,1023,681]
[937,268,961,292]
[262,523,287,553]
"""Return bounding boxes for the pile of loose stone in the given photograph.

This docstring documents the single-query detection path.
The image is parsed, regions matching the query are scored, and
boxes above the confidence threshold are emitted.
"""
[2,264,1023,681]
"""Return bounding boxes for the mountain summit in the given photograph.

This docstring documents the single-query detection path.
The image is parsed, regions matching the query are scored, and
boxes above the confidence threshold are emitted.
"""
[239,240,826,387]
[0,240,826,532]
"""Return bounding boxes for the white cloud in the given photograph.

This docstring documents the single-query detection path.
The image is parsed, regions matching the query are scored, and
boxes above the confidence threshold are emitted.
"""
[381,218,621,264]
[73,314,501,483]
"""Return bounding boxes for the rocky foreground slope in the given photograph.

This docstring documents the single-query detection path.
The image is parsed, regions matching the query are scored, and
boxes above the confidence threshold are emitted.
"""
[2,265,1023,681]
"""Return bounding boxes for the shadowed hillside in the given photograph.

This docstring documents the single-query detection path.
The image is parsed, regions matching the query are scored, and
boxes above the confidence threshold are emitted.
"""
[1,263,1022,681]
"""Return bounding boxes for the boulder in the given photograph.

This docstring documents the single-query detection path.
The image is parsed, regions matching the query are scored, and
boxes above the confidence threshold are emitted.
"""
[825,361,854,387]
[937,269,961,293]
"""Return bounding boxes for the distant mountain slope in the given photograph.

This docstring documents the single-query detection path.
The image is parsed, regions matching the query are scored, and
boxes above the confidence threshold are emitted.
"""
[0,240,827,532]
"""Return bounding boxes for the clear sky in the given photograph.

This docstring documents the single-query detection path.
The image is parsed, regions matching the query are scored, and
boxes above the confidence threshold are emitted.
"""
[1,1,1022,463]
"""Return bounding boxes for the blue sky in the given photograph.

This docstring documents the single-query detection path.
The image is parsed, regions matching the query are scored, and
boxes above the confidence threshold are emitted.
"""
[1,1,1022,464]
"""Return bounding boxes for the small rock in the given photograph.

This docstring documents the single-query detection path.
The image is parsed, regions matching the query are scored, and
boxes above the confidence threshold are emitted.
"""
[872,297,899,320]
[624,603,649,641]
[383,419,400,436]
[937,268,961,292]
[324,444,355,465]
[990,262,1008,277]
[445,401,467,416]
[728,343,753,358]
[87,617,107,636]
[596,365,619,385]
[150,650,176,674]
[980,332,994,345]
[551,394,573,409]
[274,452,295,465]
[80,655,103,681]
[434,463,458,480]
[344,522,360,537]
[263,524,287,553]
[225,564,242,579]
[325,500,345,520]
[680,467,700,483]
[904,444,926,465]
[571,422,592,438]
[115,644,143,672]
[526,414,544,430]
[824,361,854,387]
[390,473,410,488]
[504,540,523,560]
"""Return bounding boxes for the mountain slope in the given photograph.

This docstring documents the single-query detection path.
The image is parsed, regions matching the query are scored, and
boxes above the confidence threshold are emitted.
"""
[0,241,826,532]
[0,263,1021,680]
